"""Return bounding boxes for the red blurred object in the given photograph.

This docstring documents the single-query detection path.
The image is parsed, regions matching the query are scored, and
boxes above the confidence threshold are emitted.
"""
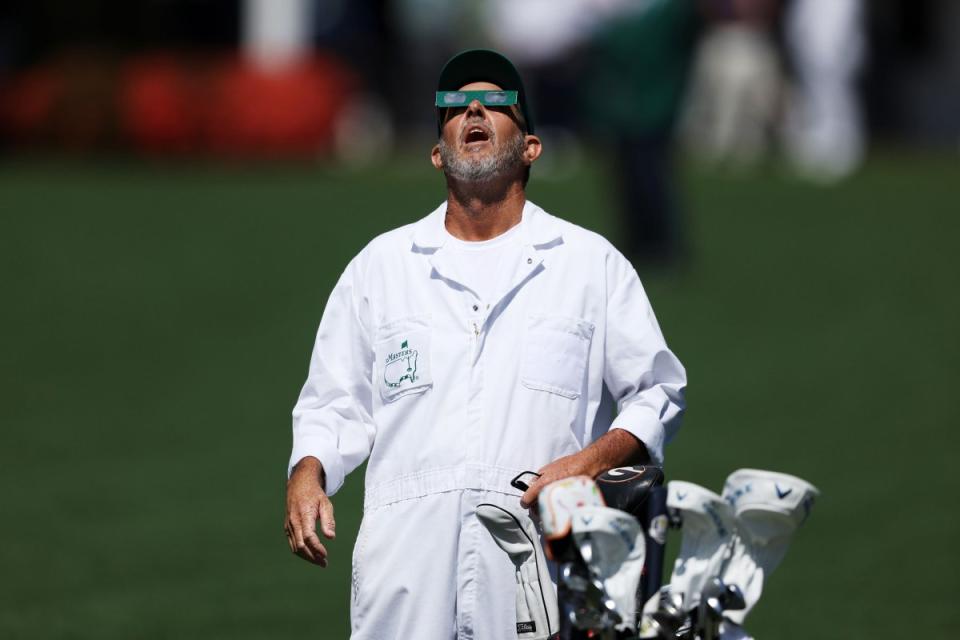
[3,50,357,158]
[1,67,61,143]
[205,55,355,158]
[1,52,117,150]
[119,54,199,154]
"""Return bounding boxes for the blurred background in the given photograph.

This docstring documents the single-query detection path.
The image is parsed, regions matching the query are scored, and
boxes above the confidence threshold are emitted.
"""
[1,0,957,638]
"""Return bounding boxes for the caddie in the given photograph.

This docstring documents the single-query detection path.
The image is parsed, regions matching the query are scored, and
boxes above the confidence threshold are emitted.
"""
[284,49,687,639]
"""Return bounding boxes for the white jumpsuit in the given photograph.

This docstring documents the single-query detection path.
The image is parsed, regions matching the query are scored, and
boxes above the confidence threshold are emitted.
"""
[290,201,686,639]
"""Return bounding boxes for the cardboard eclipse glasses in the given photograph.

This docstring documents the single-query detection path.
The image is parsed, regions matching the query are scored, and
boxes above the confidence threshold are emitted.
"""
[435,90,519,108]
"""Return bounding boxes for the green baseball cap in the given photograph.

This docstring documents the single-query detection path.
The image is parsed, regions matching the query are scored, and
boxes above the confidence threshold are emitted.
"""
[436,49,534,135]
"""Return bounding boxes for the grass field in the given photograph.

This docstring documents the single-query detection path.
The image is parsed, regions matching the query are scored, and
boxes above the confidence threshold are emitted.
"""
[1,151,958,638]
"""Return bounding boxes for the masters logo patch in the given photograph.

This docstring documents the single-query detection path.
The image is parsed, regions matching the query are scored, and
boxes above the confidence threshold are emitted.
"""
[384,338,419,388]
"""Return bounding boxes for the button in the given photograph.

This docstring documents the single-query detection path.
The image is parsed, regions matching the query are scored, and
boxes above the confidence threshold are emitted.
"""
[472,304,479,312]
[527,257,533,264]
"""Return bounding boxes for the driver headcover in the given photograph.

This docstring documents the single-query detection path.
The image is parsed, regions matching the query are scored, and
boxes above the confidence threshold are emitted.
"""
[720,469,819,624]
[476,503,559,639]
[666,480,737,610]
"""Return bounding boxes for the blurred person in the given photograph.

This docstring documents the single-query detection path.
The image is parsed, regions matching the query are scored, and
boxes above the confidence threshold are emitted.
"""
[284,49,686,639]
[682,0,783,168]
[783,0,866,182]
[308,0,399,164]
[582,0,703,265]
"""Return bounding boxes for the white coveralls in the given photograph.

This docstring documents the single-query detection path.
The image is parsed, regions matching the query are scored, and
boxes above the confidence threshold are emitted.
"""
[290,201,686,639]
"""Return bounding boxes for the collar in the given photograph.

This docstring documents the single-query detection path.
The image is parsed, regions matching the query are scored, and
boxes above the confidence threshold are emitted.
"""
[411,199,563,251]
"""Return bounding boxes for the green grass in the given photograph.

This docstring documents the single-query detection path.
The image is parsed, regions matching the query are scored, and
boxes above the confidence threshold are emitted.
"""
[1,151,957,638]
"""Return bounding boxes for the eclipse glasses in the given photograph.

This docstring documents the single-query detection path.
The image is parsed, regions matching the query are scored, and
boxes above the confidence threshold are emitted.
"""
[435,90,519,108]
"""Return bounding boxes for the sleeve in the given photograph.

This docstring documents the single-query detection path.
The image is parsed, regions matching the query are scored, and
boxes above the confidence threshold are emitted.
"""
[289,255,375,496]
[603,251,686,466]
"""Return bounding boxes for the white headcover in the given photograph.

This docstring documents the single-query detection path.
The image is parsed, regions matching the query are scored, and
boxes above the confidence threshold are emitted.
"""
[477,503,559,639]
[538,476,645,633]
[570,505,646,632]
[666,480,737,609]
[720,469,819,624]
[538,475,606,543]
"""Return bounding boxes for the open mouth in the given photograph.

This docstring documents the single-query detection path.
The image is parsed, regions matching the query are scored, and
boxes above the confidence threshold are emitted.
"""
[463,125,491,144]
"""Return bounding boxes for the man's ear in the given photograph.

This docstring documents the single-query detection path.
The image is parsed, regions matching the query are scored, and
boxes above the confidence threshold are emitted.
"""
[431,144,443,170]
[522,134,542,166]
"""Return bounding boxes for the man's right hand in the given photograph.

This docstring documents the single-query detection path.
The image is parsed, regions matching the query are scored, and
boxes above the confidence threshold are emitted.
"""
[285,456,336,567]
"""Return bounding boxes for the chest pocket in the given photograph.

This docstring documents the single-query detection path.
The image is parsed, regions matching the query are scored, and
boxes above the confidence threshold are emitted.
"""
[374,314,433,402]
[521,315,594,399]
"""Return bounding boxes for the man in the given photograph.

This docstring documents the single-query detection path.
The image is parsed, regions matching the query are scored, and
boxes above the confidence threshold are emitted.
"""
[285,49,686,639]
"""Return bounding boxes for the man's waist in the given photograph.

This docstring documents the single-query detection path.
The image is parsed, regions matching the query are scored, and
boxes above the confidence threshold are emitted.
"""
[363,464,526,510]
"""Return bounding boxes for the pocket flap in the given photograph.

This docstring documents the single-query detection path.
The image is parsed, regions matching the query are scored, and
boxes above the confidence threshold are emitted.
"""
[521,315,594,399]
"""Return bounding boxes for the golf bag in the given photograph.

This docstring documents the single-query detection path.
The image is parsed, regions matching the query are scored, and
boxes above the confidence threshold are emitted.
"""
[537,465,667,640]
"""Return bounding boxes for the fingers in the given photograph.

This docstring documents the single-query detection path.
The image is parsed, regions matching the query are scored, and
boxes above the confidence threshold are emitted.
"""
[520,477,544,509]
[289,508,315,563]
[290,509,329,566]
[318,497,336,540]
[300,517,329,568]
[285,492,335,567]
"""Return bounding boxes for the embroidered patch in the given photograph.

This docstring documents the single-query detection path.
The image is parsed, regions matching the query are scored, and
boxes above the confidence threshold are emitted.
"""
[517,621,536,634]
[383,338,419,388]
[375,324,432,402]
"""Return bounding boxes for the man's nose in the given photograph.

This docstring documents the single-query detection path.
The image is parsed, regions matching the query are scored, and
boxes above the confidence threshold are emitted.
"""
[466,99,486,118]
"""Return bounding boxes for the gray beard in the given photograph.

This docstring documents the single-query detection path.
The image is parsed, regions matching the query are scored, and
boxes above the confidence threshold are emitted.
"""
[439,132,525,183]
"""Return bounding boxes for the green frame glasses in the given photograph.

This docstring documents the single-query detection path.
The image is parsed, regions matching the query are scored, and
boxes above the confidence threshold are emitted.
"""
[435,90,519,108]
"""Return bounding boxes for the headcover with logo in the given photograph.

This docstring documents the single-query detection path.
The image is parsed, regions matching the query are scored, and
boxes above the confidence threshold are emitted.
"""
[595,465,665,515]
[476,503,558,639]
[720,469,819,624]
[570,505,647,632]
[538,476,646,633]
[665,480,737,610]
[538,476,606,553]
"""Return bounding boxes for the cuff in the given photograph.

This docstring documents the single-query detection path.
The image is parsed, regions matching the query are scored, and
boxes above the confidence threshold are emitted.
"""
[610,406,666,467]
[288,433,346,496]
